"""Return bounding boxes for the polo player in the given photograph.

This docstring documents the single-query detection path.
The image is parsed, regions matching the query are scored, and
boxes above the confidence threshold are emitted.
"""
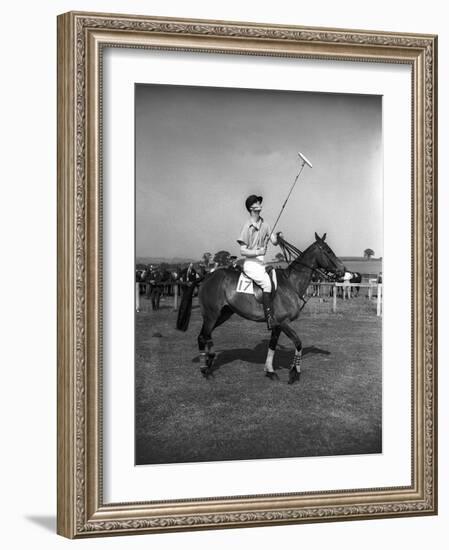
[237,195,281,330]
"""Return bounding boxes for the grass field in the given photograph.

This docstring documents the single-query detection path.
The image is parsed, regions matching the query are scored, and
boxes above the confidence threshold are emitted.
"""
[135,294,382,465]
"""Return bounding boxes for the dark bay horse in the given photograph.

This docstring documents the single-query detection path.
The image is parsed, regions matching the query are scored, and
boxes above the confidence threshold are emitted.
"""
[177,233,345,384]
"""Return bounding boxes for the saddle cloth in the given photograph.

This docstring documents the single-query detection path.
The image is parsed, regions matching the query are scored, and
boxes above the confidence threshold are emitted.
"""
[236,268,278,296]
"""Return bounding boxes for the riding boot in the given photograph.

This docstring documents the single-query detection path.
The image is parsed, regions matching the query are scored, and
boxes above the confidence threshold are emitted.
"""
[262,292,275,331]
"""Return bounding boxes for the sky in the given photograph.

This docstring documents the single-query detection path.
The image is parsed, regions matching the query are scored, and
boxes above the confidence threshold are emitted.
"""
[135,84,382,261]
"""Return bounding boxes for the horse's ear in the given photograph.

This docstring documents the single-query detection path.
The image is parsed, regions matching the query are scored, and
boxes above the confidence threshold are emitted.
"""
[322,232,327,241]
[315,231,319,241]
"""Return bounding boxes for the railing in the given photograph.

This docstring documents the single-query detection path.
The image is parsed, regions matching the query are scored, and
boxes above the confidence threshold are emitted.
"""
[136,281,383,316]
[307,282,382,316]
[333,282,382,316]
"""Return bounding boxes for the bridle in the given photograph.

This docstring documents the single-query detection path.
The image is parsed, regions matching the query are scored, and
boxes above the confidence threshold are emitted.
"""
[313,241,343,278]
[277,236,342,312]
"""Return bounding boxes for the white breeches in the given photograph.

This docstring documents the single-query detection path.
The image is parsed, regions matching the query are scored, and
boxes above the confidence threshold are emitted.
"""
[243,259,271,292]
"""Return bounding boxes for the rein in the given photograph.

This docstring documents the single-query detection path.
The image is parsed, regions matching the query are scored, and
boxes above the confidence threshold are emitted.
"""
[277,236,337,282]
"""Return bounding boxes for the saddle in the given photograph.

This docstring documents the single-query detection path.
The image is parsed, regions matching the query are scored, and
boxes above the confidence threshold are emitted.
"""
[236,265,277,303]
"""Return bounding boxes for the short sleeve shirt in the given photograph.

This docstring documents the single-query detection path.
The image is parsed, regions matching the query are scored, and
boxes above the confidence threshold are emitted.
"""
[237,218,271,250]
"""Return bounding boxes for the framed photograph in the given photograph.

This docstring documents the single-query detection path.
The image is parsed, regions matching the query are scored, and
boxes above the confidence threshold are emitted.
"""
[57,11,437,538]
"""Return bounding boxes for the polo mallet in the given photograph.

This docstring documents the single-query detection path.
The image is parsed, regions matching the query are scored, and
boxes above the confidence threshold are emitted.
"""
[266,151,313,248]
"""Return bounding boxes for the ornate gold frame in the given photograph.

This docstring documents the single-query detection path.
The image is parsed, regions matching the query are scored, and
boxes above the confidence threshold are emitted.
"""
[57,11,438,538]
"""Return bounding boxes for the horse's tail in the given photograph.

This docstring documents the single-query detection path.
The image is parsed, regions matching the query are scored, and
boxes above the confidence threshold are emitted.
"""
[176,279,202,331]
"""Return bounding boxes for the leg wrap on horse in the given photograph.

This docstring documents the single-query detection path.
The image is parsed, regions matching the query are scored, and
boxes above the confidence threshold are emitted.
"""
[199,352,208,369]
[206,339,216,366]
[288,350,302,384]
[198,333,215,372]
[291,349,302,371]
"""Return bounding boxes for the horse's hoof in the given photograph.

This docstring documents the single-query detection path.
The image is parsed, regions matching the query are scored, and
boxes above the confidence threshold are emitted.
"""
[206,353,216,368]
[201,367,213,378]
[265,371,279,381]
[288,371,301,385]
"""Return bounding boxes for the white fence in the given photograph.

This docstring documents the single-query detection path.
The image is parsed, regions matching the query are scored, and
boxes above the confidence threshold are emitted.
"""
[332,282,382,316]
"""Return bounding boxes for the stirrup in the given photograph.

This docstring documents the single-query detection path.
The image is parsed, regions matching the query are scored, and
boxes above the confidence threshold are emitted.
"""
[266,312,275,330]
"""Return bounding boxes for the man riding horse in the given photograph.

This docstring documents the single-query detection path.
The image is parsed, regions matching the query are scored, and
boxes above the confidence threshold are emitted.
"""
[176,152,346,384]
[237,194,281,330]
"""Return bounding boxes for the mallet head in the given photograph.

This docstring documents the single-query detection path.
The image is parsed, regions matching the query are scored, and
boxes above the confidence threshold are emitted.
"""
[298,151,313,168]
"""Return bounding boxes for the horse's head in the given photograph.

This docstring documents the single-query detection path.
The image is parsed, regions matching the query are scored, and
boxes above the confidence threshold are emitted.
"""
[312,232,345,278]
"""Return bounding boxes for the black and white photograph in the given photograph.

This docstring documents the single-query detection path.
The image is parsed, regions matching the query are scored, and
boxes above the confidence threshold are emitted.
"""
[2,0,442,543]
[135,84,383,465]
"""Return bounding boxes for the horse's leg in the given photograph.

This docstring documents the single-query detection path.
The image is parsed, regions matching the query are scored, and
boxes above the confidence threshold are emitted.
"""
[198,310,223,375]
[279,322,302,385]
[198,306,234,377]
[198,319,214,375]
[207,306,234,360]
[264,326,281,380]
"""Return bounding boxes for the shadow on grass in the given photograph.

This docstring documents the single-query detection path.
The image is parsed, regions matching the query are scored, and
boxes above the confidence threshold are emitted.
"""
[192,340,330,371]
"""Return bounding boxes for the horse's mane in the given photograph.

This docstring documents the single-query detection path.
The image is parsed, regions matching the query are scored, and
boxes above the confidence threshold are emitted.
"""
[286,241,316,273]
